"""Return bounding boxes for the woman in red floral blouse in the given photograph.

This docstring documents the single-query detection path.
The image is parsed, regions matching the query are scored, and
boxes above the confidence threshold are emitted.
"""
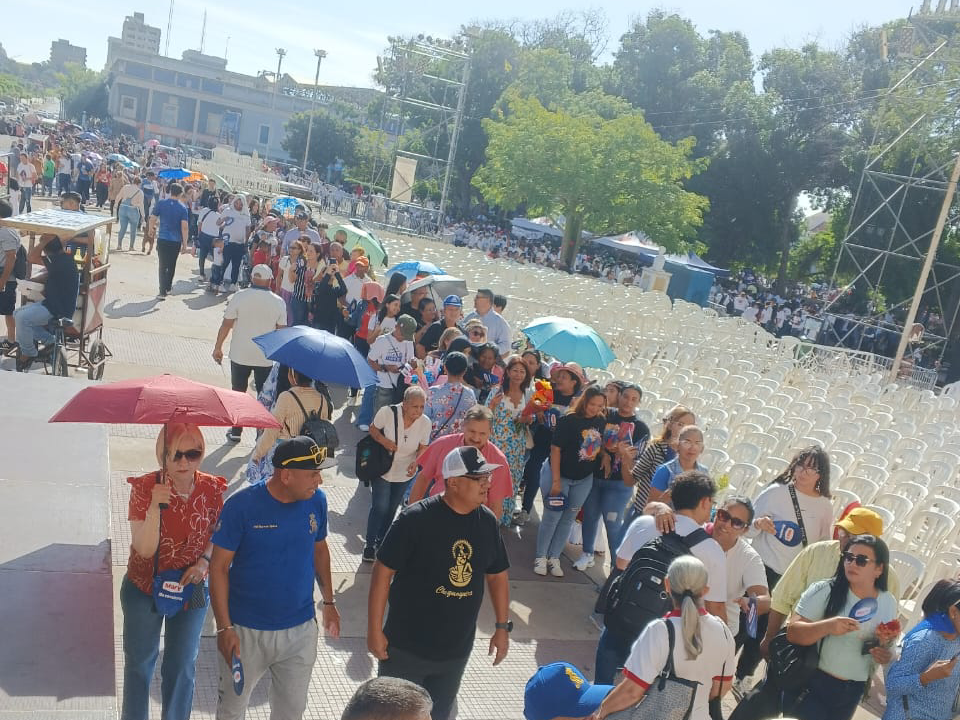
[120,423,227,720]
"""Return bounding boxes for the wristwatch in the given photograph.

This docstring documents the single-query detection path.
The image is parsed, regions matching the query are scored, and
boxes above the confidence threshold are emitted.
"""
[495,621,513,632]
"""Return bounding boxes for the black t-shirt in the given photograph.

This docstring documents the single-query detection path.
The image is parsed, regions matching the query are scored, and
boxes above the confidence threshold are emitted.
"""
[551,412,606,480]
[400,303,423,328]
[378,495,510,661]
[42,252,80,320]
[418,319,459,352]
[596,410,651,480]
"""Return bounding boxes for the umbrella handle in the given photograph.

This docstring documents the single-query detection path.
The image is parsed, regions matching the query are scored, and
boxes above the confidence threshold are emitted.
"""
[158,424,169,510]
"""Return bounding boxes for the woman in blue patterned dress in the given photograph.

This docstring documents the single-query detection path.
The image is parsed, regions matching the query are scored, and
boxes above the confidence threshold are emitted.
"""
[488,355,533,523]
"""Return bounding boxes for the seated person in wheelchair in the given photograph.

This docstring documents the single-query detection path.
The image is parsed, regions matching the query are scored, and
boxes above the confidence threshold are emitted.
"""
[14,235,80,370]
[59,191,93,258]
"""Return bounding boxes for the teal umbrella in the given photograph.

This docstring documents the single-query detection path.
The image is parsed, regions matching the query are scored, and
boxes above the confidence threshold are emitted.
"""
[333,223,388,267]
[522,316,616,369]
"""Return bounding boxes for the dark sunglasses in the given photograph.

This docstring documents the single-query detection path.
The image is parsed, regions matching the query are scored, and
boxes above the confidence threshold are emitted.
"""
[715,508,748,530]
[842,552,874,567]
[172,448,203,462]
[463,473,492,483]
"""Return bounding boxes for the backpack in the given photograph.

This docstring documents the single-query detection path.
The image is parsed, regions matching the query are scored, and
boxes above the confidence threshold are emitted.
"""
[286,389,339,458]
[346,298,367,328]
[12,245,27,280]
[601,528,710,644]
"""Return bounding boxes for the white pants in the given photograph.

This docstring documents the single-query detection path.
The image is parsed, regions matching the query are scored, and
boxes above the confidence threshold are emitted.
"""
[216,619,318,720]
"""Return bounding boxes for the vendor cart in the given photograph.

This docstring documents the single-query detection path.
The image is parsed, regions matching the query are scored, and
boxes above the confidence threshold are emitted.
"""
[0,209,113,378]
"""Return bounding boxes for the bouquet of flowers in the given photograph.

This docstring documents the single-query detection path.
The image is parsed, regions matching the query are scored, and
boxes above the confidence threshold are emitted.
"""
[862,619,901,654]
[521,379,554,418]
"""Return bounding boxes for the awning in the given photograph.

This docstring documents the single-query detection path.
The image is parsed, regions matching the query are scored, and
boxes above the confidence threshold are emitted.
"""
[511,217,564,240]
[587,232,661,261]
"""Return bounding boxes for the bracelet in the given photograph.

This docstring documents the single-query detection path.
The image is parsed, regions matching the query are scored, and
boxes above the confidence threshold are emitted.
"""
[216,625,234,634]
[322,600,336,606]
[200,553,211,563]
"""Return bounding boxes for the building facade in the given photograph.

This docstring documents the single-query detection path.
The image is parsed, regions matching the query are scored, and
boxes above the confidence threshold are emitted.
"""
[50,39,86,69]
[106,12,162,73]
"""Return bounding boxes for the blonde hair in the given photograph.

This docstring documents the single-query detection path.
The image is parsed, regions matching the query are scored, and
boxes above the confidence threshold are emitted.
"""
[656,405,695,443]
[155,423,205,466]
[678,424,703,442]
[667,555,708,660]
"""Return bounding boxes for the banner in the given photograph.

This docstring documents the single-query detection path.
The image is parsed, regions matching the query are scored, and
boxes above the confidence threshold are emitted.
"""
[390,156,417,202]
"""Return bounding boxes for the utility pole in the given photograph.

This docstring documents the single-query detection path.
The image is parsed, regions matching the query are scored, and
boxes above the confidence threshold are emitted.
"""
[302,49,327,173]
[265,47,285,163]
[889,152,960,381]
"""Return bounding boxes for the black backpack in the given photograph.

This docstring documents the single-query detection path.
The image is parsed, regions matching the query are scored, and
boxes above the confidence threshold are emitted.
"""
[601,528,710,643]
[12,245,27,280]
[286,390,339,458]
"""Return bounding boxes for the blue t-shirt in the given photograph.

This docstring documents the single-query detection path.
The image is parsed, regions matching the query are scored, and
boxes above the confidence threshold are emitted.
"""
[651,457,708,492]
[212,482,328,631]
[151,198,189,243]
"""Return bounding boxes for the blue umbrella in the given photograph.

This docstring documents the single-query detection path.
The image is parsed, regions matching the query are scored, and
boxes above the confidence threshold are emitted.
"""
[157,168,190,180]
[253,326,377,388]
[271,196,300,216]
[385,260,446,280]
[76,131,100,141]
[522,316,616,369]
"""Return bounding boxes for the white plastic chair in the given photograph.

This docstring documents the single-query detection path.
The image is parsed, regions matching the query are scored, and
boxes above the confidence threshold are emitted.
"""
[842,476,880,505]
[728,463,763,500]
[831,488,861,517]
[887,550,926,602]
[760,456,789,480]
[895,510,956,561]
[861,504,895,534]
[807,428,837,448]
[920,550,960,588]
[926,496,960,520]
[893,481,929,508]
[701,447,731,476]
[932,485,960,507]
[919,459,955,486]
[872,493,915,534]
[743,432,779,455]
[728,441,762,466]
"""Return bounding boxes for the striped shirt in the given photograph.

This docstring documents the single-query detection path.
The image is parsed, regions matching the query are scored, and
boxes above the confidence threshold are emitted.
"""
[630,440,673,512]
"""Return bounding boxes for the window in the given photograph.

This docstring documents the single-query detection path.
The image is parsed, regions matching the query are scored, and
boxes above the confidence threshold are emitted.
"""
[177,73,199,90]
[258,124,270,145]
[125,61,152,79]
[205,113,222,136]
[154,68,176,85]
[161,102,178,127]
[120,95,137,120]
[201,78,223,94]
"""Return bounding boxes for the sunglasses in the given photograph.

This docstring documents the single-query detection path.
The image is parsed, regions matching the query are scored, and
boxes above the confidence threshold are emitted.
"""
[463,473,492,483]
[468,329,485,336]
[842,552,875,567]
[714,508,748,530]
[280,446,327,467]
[172,448,203,462]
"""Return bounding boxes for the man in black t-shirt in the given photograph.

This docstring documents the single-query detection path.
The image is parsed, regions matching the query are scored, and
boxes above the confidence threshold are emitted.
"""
[416,294,463,358]
[368,446,511,720]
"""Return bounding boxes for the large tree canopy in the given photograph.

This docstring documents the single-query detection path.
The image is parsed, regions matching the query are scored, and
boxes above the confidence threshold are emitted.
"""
[282,111,359,172]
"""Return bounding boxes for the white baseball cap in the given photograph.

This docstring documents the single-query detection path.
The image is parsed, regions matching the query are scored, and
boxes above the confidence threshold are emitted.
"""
[441,446,500,480]
[251,264,273,280]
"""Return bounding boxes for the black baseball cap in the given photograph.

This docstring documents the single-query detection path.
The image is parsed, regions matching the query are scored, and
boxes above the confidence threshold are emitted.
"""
[272,436,326,469]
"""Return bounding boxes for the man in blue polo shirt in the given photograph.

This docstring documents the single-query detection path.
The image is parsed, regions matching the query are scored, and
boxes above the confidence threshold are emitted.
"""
[148,182,190,299]
[210,436,341,720]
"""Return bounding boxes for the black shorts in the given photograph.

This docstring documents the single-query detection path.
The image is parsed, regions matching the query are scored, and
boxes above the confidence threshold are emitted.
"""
[0,281,16,316]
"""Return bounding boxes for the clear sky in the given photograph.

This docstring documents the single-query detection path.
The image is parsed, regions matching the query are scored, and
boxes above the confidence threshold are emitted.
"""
[7,0,915,89]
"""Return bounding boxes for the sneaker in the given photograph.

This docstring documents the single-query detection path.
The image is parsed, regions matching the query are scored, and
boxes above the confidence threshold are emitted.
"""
[731,678,749,701]
[357,423,370,432]
[226,429,242,443]
[572,554,595,572]
[533,557,548,576]
[548,558,564,577]
[362,546,376,563]
[514,510,530,526]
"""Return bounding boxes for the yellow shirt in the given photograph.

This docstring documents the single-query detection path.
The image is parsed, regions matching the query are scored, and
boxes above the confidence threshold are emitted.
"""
[771,539,901,615]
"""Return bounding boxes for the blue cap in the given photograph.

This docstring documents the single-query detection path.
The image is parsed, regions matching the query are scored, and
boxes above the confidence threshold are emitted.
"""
[524,663,613,720]
[442,294,463,307]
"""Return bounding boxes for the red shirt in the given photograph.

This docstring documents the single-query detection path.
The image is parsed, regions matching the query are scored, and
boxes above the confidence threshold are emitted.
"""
[252,249,268,267]
[416,433,512,513]
[126,470,227,595]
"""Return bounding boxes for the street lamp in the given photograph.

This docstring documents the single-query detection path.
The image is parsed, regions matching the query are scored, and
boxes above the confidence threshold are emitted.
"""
[302,49,327,173]
[265,47,286,163]
[58,93,65,121]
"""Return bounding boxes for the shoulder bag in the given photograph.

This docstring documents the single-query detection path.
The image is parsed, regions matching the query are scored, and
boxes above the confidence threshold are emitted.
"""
[604,620,698,720]
[766,627,820,690]
[355,405,399,486]
[150,501,209,616]
[787,483,809,547]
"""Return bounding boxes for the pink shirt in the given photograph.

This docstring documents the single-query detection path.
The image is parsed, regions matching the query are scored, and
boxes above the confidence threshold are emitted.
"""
[416,433,512,511]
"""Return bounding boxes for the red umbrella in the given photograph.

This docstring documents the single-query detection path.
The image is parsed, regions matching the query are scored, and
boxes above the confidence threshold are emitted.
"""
[49,374,281,428]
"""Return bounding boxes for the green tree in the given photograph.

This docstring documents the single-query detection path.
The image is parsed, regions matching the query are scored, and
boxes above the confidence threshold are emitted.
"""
[474,93,707,266]
[56,63,109,120]
[282,111,358,172]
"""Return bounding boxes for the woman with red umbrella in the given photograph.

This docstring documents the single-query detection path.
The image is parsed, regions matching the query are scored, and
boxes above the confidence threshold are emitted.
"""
[120,423,227,720]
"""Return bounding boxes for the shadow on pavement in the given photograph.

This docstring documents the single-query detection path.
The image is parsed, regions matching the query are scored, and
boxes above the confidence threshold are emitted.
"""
[105,298,160,319]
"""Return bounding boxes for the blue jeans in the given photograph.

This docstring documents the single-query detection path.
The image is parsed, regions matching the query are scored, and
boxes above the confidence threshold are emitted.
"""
[222,242,245,285]
[355,384,377,427]
[195,232,214,275]
[13,302,53,357]
[19,186,32,213]
[793,670,864,720]
[365,477,411,547]
[291,298,309,326]
[594,626,633,685]
[117,204,141,249]
[120,575,206,720]
[581,477,633,556]
[535,462,594,558]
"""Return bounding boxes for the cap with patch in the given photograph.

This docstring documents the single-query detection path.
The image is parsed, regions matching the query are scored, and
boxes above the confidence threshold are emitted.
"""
[523,662,612,720]
[442,294,463,307]
[272,436,326,469]
[251,264,273,280]
[396,314,417,340]
[441,446,500,480]
[836,506,883,537]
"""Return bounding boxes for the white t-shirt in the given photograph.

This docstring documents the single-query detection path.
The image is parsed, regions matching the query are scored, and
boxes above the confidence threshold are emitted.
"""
[749,483,833,574]
[377,317,397,336]
[722,537,768,632]
[343,273,369,306]
[57,156,71,174]
[617,515,727,604]
[222,287,286,367]
[278,256,296,293]
[372,404,431,482]
[367,333,414,389]
[219,207,249,244]
[742,307,759,322]
[624,613,736,720]
[16,162,36,185]
[199,208,222,236]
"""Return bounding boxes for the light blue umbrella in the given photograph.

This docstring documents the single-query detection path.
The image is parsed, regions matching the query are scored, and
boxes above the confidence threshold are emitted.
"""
[522,316,616,369]
[385,260,446,280]
[253,326,377,388]
[157,168,190,180]
[271,196,300,216]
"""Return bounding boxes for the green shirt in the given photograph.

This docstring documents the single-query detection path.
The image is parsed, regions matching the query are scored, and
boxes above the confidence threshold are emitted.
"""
[43,159,55,178]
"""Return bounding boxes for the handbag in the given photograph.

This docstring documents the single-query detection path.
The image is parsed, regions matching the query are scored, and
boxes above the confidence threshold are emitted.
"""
[766,628,820,690]
[150,509,209,616]
[605,620,698,720]
[355,405,399,486]
[787,483,809,547]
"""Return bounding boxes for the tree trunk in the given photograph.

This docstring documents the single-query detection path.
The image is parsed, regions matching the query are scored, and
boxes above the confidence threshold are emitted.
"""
[774,196,799,295]
[560,211,584,271]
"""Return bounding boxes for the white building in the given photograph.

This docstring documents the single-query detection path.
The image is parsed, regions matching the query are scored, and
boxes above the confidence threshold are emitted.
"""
[106,12,161,70]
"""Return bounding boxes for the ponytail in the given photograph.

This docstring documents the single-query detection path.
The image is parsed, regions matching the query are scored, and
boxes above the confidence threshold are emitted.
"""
[667,556,708,660]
